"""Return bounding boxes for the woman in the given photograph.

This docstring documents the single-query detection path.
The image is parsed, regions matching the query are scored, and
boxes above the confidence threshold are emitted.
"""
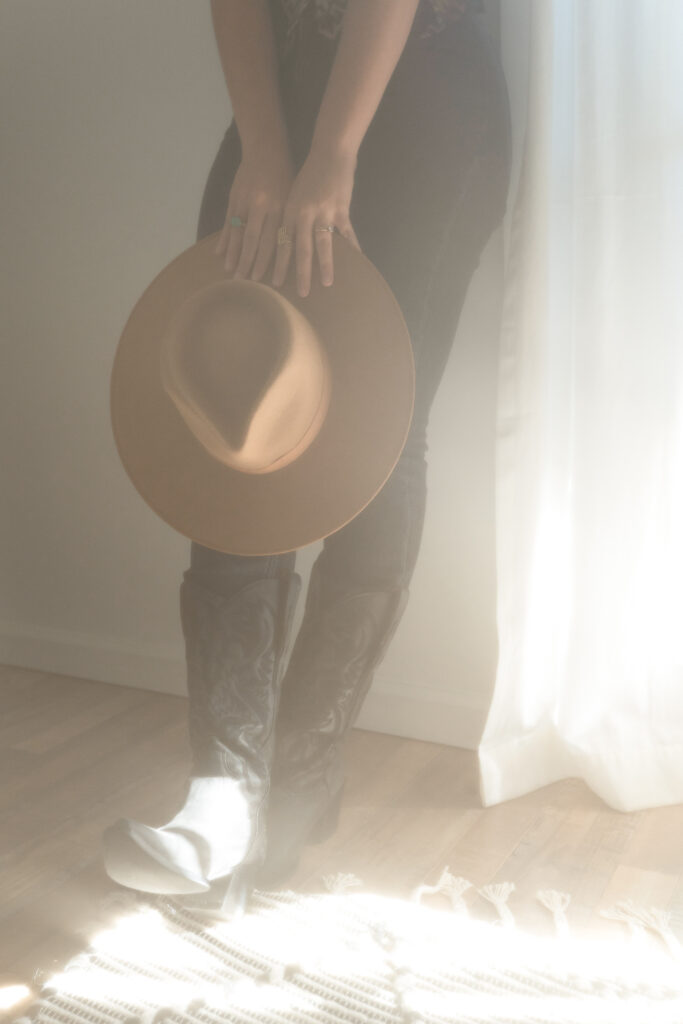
[103,0,512,914]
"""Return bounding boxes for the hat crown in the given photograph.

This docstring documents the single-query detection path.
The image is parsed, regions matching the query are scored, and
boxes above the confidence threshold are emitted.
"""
[160,280,330,474]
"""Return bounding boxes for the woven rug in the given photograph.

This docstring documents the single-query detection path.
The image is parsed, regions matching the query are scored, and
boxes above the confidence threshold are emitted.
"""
[13,870,683,1024]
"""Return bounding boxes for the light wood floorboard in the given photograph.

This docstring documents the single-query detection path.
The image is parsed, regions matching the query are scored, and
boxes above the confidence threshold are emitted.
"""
[1,664,682,1015]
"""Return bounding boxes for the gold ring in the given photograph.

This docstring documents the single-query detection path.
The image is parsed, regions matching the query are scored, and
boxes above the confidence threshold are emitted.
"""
[277,225,294,246]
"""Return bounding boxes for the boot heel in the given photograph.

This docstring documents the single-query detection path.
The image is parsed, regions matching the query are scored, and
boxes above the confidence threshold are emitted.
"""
[177,863,255,921]
[307,785,344,845]
[218,865,251,918]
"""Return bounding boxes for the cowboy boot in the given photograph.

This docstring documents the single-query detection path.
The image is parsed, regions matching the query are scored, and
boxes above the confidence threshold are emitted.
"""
[103,568,301,914]
[257,559,409,884]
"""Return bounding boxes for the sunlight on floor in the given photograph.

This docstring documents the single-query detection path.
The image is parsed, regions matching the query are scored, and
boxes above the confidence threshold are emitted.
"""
[36,888,683,1023]
[0,985,32,1012]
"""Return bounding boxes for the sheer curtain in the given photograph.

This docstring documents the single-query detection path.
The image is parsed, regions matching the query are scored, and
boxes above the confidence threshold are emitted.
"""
[478,0,683,812]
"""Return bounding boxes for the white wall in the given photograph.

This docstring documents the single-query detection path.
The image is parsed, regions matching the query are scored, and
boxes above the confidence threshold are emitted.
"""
[0,0,509,749]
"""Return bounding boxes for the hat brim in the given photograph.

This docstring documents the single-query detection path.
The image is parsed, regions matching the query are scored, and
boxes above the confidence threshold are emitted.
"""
[110,232,415,555]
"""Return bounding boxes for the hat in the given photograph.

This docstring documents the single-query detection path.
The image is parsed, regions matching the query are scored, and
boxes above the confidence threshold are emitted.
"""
[110,231,414,555]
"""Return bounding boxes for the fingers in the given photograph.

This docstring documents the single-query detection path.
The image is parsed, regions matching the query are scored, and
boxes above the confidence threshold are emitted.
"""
[221,204,362,296]
[271,212,324,298]
[213,215,232,258]
[294,209,317,298]
[216,204,284,283]
[215,207,247,273]
[271,214,295,291]
[308,216,362,293]
[249,209,280,282]
[272,211,346,297]
[235,207,270,279]
[314,225,334,287]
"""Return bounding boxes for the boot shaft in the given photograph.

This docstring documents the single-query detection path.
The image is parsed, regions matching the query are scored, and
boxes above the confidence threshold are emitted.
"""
[180,570,301,782]
[274,560,410,786]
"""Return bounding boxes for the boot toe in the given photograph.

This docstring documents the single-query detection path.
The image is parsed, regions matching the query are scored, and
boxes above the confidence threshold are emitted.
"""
[102,819,210,895]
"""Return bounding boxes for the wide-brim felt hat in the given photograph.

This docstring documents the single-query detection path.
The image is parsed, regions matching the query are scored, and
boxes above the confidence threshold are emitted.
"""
[110,231,414,555]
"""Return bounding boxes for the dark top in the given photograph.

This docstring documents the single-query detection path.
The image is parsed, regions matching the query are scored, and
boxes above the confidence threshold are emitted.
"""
[269,0,484,59]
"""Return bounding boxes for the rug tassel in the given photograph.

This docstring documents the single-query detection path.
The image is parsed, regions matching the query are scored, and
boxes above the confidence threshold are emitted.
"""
[411,867,472,914]
[600,901,650,947]
[479,882,516,927]
[322,872,363,895]
[601,899,683,960]
[537,889,571,937]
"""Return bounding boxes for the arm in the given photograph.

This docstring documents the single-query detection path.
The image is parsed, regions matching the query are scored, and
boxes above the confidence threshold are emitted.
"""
[210,0,295,279]
[272,0,422,295]
[311,0,421,162]
[209,0,289,160]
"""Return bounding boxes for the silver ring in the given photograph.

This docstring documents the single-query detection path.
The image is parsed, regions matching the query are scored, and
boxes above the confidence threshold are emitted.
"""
[277,225,294,247]
[314,224,336,234]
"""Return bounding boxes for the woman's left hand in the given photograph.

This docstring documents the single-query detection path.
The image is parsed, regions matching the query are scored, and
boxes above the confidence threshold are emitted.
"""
[271,146,362,297]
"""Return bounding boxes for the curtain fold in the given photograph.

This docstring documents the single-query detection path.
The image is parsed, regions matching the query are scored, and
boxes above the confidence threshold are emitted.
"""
[479,0,683,812]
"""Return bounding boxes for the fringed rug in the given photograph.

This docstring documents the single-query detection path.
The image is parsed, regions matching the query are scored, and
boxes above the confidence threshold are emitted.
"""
[13,870,683,1024]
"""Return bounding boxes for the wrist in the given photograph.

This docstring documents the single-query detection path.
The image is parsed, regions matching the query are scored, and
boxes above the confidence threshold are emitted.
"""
[308,130,359,168]
[239,122,292,166]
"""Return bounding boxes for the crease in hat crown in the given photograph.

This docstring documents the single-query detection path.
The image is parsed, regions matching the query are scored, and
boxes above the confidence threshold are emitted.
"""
[160,279,331,475]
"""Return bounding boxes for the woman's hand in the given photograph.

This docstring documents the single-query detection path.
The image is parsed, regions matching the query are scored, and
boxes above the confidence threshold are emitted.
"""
[214,147,296,283]
[271,145,362,297]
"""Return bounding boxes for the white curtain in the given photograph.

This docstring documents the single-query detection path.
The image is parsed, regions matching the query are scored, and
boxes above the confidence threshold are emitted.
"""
[478,0,683,812]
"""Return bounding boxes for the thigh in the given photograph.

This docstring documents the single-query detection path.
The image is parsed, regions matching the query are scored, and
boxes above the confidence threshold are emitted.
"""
[351,15,511,418]
[185,540,295,598]
[316,17,512,586]
[196,119,242,243]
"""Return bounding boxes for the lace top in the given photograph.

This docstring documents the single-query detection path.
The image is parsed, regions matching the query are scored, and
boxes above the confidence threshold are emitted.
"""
[270,0,484,58]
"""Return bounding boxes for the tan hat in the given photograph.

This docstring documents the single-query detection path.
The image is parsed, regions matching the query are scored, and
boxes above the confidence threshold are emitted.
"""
[110,231,414,555]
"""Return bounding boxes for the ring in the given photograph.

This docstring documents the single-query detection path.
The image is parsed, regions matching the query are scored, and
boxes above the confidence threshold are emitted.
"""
[230,215,246,228]
[277,225,294,247]
[314,224,336,234]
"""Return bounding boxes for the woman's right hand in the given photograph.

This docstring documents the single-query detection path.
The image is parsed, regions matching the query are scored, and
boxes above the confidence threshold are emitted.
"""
[214,146,295,282]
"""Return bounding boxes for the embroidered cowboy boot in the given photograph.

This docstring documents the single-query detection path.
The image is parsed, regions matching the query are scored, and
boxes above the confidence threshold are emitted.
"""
[258,559,409,884]
[103,568,301,915]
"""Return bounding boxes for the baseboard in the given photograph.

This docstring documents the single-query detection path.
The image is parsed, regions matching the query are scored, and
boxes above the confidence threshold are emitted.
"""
[0,619,487,749]
[0,617,187,696]
[356,673,487,750]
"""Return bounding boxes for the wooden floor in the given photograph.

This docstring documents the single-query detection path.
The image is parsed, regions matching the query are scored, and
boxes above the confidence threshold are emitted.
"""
[2,663,682,1016]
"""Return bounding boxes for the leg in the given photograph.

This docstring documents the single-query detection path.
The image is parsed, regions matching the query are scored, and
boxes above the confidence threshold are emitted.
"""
[103,124,303,913]
[185,120,304,781]
[262,14,512,881]
[180,547,299,780]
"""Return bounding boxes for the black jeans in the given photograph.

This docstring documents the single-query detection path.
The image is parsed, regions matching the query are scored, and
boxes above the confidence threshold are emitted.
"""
[187,11,511,620]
